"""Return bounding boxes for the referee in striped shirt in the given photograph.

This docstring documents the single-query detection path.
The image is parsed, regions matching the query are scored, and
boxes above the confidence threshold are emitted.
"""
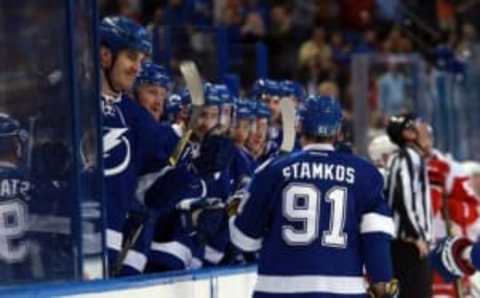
[385,113,433,298]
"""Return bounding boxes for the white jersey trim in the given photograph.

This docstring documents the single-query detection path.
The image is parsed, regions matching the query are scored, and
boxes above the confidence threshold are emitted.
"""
[123,249,147,272]
[106,229,123,251]
[151,241,192,268]
[229,216,262,252]
[360,213,395,237]
[255,275,368,295]
[204,245,224,264]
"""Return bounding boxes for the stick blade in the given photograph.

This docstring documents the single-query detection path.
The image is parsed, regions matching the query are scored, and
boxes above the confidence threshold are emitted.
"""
[179,61,204,106]
[280,97,296,153]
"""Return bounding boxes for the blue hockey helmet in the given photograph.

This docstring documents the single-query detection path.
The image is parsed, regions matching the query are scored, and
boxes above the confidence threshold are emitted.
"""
[99,16,152,55]
[254,101,272,120]
[135,62,171,90]
[179,88,192,106]
[166,93,183,115]
[301,95,342,137]
[0,113,28,156]
[215,84,234,105]
[235,98,255,120]
[204,83,223,106]
[251,78,281,99]
[281,80,305,100]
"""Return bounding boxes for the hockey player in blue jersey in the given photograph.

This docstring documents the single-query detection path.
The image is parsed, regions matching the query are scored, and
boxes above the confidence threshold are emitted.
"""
[120,82,237,274]
[252,79,283,158]
[247,101,272,164]
[0,113,35,284]
[229,98,256,186]
[215,83,235,130]
[99,16,174,272]
[133,62,171,122]
[229,95,399,298]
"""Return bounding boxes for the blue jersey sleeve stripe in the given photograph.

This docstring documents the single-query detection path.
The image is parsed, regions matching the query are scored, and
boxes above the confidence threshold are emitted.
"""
[255,275,368,295]
[360,213,395,237]
[123,249,148,273]
[229,216,262,252]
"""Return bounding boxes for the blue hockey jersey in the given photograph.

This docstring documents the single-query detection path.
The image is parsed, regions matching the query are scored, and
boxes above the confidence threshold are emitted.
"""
[102,94,174,266]
[229,144,395,298]
[0,163,34,284]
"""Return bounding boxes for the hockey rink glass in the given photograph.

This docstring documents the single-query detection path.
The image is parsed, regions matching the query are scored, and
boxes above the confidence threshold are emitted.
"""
[0,0,106,287]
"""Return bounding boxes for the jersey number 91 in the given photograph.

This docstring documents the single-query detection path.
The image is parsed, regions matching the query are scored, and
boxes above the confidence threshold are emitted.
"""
[282,183,348,248]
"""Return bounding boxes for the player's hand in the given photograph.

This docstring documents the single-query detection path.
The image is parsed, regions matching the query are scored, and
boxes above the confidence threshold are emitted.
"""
[194,128,235,175]
[226,189,248,217]
[368,279,399,298]
[430,236,475,282]
[415,239,430,259]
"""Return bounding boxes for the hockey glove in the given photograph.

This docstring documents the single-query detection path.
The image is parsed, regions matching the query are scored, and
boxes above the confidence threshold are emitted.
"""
[193,128,235,175]
[368,279,399,298]
[430,236,476,282]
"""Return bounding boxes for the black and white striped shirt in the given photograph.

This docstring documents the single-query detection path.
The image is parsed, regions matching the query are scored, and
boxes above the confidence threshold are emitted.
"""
[386,146,433,242]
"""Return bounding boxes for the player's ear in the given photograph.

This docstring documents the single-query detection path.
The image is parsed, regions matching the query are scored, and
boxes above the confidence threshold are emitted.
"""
[99,46,113,68]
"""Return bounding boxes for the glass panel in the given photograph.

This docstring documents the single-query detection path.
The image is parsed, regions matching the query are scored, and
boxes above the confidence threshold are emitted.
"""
[0,0,76,285]
[351,52,480,161]
[153,25,220,85]
[0,0,105,286]
[73,0,106,279]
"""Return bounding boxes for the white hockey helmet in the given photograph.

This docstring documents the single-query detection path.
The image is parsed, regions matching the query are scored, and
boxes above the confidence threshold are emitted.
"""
[368,134,398,165]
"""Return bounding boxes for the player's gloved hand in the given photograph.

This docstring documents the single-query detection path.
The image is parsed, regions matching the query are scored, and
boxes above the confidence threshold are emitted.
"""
[193,127,235,175]
[226,188,249,217]
[368,279,399,298]
[430,236,475,282]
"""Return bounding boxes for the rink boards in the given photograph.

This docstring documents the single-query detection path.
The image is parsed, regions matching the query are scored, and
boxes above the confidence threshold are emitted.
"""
[1,266,257,298]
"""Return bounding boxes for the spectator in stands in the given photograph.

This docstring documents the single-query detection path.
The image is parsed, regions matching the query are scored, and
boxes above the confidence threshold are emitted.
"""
[331,30,352,66]
[240,11,265,42]
[318,81,339,98]
[266,3,302,79]
[436,0,456,33]
[375,0,401,26]
[378,62,409,117]
[298,26,332,67]
[354,28,378,54]
[382,27,413,54]
[340,0,375,31]
[457,22,477,59]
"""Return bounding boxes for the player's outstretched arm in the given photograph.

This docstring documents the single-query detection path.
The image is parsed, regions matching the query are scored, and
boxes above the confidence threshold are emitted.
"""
[430,236,479,282]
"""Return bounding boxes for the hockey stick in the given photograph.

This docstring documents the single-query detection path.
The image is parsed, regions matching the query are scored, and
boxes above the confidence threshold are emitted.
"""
[168,61,205,166]
[111,61,204,276]
[111,222,144,276]
[279,97,296,154]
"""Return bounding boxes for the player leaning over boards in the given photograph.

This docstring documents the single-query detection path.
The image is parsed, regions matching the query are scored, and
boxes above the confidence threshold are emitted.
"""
[229,95,398,298]
[99,16,173,273]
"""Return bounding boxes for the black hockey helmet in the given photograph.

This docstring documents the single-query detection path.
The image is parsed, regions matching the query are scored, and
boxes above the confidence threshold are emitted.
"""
[386,113,417,146]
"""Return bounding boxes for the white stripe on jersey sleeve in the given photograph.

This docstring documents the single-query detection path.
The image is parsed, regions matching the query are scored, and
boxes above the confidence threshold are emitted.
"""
[151,241,193,268]
[204,245,224,264]
[360,213,395,237]
[106,229,123,251]
[123,249,147,272]
[229,216,262,252]
[255,275,368,295]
